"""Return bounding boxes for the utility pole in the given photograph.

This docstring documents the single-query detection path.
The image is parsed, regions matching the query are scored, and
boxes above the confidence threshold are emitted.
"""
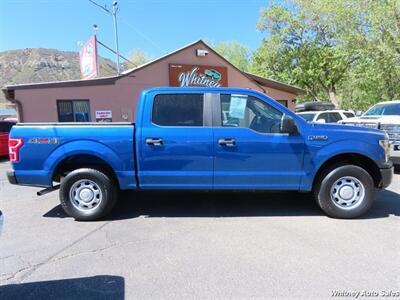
[88,0,121,74]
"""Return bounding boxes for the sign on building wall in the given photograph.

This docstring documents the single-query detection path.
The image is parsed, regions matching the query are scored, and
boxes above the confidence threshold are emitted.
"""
[95,110,112,122]
[79,36,98,80]
[169,64,228,87]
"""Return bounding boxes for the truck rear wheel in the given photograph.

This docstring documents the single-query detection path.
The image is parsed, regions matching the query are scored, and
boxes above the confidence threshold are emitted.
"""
[59,168,118,221]
[314,165,375,218]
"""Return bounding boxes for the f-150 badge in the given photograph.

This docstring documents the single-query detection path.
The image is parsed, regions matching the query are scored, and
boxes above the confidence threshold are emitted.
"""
[308,135,328,141]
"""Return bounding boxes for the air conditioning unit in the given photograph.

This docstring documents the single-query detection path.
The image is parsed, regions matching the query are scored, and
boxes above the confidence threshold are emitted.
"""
[196,49,209,57]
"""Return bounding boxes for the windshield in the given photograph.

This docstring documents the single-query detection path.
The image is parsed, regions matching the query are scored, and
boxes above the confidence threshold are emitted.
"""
[298,113,316,122]
[364,103,400,116]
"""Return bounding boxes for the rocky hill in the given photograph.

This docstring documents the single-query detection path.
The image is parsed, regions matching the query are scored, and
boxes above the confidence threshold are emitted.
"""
[0,48,117,105]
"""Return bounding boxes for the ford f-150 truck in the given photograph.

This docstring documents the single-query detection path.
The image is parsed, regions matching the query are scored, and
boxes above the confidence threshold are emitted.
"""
[7,87,393,220]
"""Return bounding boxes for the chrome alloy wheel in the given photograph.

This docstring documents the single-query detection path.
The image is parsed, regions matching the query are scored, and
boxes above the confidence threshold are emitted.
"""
[69,179,102,211]
[330,176,365,210]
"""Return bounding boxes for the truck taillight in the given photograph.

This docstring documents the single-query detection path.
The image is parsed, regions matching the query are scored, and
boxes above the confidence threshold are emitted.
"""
[9,138,24,162]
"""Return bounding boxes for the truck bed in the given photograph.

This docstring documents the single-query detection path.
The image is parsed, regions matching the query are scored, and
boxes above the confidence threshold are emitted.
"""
[10,122,136,189]
[15,122,133,126]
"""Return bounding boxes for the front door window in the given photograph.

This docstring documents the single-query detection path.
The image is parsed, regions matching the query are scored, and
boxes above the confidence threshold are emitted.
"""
[220,94,283,133]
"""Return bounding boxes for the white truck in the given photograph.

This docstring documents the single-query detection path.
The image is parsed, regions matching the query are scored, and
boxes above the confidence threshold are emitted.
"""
[297,110,355,123]
[341,100,400,165]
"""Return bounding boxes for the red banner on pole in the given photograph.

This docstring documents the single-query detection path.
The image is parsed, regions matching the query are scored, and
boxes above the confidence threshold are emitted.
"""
[79,36,98,80]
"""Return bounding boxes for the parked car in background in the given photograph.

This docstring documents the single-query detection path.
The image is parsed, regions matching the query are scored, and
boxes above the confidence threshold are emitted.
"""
[0,120,17,157]
[341,100,400,165]
[297,110,355,123]
[295,101,335,112]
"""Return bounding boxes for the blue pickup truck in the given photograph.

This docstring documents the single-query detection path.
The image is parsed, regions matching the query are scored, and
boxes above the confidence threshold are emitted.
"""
[7,87,393,220]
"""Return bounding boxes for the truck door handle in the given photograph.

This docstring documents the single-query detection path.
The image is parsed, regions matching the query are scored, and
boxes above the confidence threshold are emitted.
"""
[146,138,163,146]
[218,138,236,147]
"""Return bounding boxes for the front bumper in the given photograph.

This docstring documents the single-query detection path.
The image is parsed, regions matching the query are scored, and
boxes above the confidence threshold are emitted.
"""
[6,170,17,185]
[379,163,393,189]
[389,141,400,165]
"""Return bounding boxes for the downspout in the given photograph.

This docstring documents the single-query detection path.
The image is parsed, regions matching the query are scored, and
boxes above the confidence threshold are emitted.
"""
[11,99,23,122]
[2,88,24,122]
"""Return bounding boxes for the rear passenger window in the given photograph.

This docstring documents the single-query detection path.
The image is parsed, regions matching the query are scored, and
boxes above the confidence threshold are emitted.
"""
[152,94,204,127]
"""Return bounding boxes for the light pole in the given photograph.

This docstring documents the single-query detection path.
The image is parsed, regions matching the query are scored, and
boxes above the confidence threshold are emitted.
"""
[88,0,121,75]
[112,1,120,74]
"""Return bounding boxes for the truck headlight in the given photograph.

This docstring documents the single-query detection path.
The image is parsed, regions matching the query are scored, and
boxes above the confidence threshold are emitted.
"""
[379,139,390,162]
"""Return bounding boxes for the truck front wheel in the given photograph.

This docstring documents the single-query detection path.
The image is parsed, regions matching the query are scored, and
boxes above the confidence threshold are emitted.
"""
[314,165,375,218]
[59,168,118,221]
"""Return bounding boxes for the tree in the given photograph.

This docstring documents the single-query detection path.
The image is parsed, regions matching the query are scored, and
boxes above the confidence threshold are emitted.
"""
[337,0,400,109]
[125,49,152,69]
[213,41,252,72]
[253,0,400,109]
[253,2,356,106]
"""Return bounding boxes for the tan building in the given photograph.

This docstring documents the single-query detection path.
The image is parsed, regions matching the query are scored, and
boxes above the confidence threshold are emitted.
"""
[2,40,304,122]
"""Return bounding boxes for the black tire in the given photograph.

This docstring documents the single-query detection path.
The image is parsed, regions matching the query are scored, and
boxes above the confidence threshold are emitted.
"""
[314,165,375,219]
[59,168,118,221]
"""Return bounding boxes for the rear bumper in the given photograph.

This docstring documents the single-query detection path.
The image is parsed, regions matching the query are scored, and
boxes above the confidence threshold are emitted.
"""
[7,170,17,185]
[6,169,52,187]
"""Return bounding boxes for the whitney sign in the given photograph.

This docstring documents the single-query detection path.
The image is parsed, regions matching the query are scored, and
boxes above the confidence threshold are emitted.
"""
[169,64,228,87]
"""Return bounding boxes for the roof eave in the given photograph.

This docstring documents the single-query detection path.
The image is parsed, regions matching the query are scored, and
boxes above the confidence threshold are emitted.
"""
[244,72,305,95]
[3,75,120,92]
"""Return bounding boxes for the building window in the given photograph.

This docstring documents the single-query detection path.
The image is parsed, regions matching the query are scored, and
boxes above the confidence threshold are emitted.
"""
[57,100,91,122]
[152,94,204,126]
[277,100,288,107]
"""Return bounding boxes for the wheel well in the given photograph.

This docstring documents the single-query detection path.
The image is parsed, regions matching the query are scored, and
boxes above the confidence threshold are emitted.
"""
[313,153,382,188]
[52,154,119,188]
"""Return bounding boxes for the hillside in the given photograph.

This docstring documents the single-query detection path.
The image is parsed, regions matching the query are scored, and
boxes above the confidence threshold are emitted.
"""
[0,48,117,105]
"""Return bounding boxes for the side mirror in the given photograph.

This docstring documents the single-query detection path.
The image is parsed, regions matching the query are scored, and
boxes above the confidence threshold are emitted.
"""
[355,111,363,117]
[316,119,326,124]
[280,115,298,135]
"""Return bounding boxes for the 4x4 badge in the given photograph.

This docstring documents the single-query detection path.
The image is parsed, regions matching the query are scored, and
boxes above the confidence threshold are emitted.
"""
[28,137,59,144]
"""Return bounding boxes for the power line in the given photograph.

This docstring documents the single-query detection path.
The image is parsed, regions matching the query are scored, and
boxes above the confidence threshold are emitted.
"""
[88,0,111,14]
[117,15,166,54]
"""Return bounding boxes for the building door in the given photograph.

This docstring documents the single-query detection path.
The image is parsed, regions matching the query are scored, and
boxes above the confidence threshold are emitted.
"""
[213,93,305,189]
[138,92,213,189]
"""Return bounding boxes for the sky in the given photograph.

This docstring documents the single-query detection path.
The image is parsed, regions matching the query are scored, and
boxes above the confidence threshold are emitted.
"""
[0,0,279,62]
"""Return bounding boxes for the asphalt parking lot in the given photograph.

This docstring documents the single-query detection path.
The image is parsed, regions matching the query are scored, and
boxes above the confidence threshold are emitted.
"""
[0,159,399,299]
